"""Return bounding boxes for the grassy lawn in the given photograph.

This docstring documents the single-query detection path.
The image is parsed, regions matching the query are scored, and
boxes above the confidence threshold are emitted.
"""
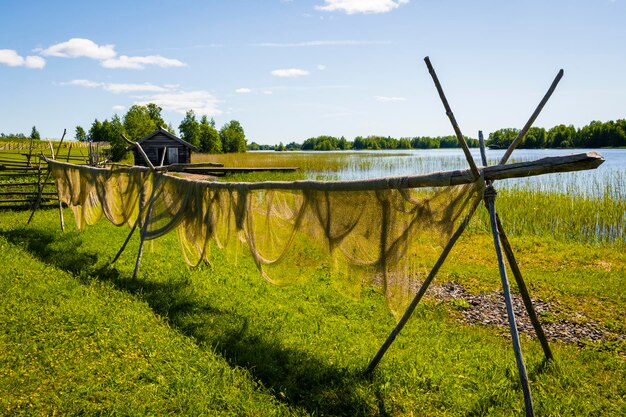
[1,205,624,416]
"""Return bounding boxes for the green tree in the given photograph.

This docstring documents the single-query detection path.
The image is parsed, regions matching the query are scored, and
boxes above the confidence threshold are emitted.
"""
[220,120,247,153]
[30,126,40,140]
[487,128,519,149]
[75,126,87,142]
[547,124,576,148]
[105,115,127,161]
[198,115,222,153]
[522,127,547,148]
[123,104,165,141]
[88,119,104,142]
[337,136,351,150]
[178,110,200,147]
[88,116,127,161]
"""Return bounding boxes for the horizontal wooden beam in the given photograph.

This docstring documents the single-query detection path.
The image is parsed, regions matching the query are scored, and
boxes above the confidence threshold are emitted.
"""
[46,151,604,192]
[175,151,604,191]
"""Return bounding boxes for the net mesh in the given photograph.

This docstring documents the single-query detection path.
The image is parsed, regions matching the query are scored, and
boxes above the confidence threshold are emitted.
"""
[49,160,484,316]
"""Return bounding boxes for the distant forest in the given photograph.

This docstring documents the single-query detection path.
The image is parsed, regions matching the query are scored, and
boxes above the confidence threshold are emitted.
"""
[3,117,625,154]
[248,119,626,151]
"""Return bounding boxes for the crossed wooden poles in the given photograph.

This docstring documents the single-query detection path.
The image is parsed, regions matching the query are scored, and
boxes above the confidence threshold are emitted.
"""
[365,57,570,417]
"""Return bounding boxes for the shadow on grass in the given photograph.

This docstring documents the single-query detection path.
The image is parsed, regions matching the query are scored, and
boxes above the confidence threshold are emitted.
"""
[2,227,391,416]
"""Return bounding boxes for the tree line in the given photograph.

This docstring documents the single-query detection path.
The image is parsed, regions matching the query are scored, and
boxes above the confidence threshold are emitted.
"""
[247,119,626,151]
[75,105,247,161]
[486,120,626,149]
[249,134,480,151]
[3,118,624,156]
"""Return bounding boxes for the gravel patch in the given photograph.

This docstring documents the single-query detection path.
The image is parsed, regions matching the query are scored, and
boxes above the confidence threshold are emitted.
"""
[423,281,624,346]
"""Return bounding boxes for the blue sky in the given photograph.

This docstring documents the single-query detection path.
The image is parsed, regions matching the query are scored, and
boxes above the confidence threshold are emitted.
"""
[1,0,624,144]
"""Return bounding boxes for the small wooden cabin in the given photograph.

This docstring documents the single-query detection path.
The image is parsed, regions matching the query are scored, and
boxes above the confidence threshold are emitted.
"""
[127,127,200,167]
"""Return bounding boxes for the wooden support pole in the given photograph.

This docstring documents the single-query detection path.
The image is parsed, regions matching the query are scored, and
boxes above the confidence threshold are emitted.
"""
[478,131,488,167]
[111,217,140,264]
[122,134,155,170]
[55,129,67,159]
[132,186,158,280]
[159,147,167,167]
[27,137,34,167]
[500,70,564,165]
[66,143,73,163]
[45,151,604,192]
[496,214,553,360]
[57,130,67,231]
[366,194,482,374]
[485,187,534,417]
[424,56,480,179]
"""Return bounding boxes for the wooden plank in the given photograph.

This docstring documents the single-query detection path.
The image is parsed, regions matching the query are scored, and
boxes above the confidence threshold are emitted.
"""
[0,191,56,196]
[0,198,56,203]
[0,182,54,187]
[0,172,41,177]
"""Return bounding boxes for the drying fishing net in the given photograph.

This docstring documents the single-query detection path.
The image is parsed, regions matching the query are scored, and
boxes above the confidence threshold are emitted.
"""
[49,159,484,316]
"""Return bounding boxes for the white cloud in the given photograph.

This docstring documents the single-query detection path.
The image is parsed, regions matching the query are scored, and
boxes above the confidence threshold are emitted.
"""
[376,96,407,102]
[39,38,185,70]
[64,79,101,88]
[235,87,252,93]
[271,68,310,78]
[41,38,116,60]
[317,64,327,70]
[101,55,186,70]
[104,83,168,94]
[0,49,45,69]
[0,49,23,66]
[315,0,409,14]
[24,55,46,69]
[62,78,221,116]
[263,90,273,95]
[112,105,126,112]
[63,79,167,94]
[254,40,387,47]
[135,90,221,116]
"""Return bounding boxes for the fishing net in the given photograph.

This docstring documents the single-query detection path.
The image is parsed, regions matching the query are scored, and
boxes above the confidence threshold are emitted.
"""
[49,160,484,316]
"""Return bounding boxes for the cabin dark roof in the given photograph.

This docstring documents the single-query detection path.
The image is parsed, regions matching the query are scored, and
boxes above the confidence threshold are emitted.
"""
[124,127,200,152]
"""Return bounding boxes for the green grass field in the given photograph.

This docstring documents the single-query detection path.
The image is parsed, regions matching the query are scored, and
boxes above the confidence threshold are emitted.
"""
[0,150,624,416]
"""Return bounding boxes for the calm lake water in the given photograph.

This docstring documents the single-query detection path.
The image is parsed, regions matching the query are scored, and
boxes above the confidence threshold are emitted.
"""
[313,148,626,200]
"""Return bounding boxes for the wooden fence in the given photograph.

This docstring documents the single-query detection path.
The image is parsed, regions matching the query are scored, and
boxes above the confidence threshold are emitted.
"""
[0,146,96,210]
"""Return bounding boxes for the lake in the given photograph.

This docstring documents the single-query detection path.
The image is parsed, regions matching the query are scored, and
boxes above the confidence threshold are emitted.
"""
[312,148,626,200]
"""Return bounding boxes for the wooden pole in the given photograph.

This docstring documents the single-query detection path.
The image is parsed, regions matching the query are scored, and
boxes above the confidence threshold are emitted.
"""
[496,214,553,360]
[485,187,534,417]
[118,135,157,279]
[132,184,158,280]
[55,129,67,158]
[27,127,67,228]
[122,135,155,170]
[478,131,488,167]
[27,137,34,167]
[55,130,66,231]
[111,218,140,264]
[44,151,605,193]
[66,143,73,162]
[424,56,480,179]
[499,70,564,165]
[366,193,482,374]
[159,147,167,167]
